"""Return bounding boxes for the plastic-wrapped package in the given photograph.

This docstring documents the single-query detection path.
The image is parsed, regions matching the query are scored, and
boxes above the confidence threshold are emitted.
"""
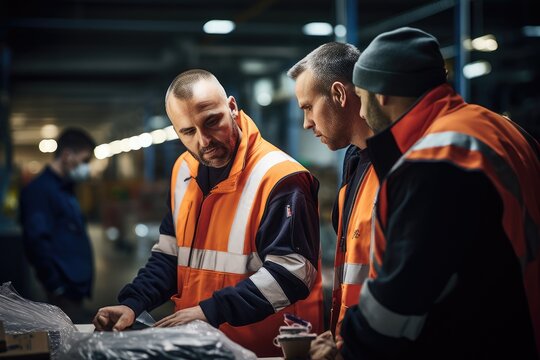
[58,320,257,360]
[0,282,77,358]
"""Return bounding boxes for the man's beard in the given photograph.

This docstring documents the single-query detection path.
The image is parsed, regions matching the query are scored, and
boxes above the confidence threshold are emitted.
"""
[191,118,240,168]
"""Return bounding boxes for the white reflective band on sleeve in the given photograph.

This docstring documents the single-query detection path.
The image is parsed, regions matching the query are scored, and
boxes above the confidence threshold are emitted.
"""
[172,160,192,234]
[266,253,317,289]
[228,151,298,254]
[250,266,291,312]
[177,246,263,273]
[359,279,427,340]
[151,234,178,256]
[343,263,369,285]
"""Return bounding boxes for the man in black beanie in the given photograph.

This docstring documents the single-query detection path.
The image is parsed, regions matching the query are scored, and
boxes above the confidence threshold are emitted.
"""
[334,27,540,359]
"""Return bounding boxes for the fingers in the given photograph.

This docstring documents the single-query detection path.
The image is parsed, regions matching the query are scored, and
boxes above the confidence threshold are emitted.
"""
[93,310,112,331]
[92,306,135,331]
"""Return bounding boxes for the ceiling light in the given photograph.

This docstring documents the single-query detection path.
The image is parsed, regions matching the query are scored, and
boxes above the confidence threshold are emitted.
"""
[334,24,347,38]
[203,20,235,34]
[463,61,492,79]
[523,26,540,37]
[303,22,333,36]
[463,34,498,52]
[94,144,111,159]
[38,139,57,153]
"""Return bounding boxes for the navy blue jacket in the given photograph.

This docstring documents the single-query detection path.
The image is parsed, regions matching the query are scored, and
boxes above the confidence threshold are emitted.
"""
[19,166,93,299]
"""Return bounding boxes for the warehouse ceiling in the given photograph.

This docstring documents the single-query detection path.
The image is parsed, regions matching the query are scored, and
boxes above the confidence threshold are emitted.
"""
[3,0,540,154]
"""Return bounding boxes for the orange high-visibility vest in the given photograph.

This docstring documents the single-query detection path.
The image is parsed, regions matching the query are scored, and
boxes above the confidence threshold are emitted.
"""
[330,165,379,337]
[168,111,323,357]
[374,84,540,352]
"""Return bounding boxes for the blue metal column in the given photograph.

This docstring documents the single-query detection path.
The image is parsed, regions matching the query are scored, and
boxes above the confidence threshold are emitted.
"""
[0,42,12,226]
[334,0,358,181]
[455,0,470,101]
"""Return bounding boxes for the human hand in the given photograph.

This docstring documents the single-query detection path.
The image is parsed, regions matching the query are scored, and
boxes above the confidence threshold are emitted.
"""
[310,330,343,360]
[92,305,135,331]
[153,305,208,328]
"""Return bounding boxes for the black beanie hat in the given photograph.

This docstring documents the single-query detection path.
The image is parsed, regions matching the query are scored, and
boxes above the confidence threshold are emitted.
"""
[353,27,447,97]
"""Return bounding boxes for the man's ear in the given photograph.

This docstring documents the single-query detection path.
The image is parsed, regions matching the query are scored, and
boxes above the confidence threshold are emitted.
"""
[228,96,238,117]
[331,82,347,107]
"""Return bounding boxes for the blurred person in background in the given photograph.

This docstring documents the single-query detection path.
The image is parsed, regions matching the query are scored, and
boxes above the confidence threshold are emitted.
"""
[93,69,323,357]
[19,127,96,324]
[337,27,539,359]
[287,42,377,352]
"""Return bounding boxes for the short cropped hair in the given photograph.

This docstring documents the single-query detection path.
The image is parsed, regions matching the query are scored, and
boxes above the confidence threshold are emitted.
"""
[55,128,96,158]
[287,42,360,95]
[165,69,219,101]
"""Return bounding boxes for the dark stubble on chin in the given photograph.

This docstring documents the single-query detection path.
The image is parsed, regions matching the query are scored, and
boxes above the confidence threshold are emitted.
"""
[192,116,240,168]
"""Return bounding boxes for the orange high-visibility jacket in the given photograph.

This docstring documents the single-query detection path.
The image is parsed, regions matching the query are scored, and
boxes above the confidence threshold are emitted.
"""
[373,84,540,352]
[330,159,379,337]
[166,111,323,356]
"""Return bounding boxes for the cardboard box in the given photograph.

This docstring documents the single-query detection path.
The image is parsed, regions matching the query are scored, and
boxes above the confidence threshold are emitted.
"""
[0,331,50,359]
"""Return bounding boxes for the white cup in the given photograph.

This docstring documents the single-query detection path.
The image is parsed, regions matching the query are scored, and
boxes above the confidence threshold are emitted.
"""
[273,333,317,359]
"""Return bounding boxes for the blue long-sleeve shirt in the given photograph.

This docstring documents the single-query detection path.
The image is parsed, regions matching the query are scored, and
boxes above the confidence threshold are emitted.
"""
[19,166,93,299]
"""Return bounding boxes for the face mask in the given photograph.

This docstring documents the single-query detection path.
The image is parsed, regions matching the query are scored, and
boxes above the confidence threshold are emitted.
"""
[69,163,91,182]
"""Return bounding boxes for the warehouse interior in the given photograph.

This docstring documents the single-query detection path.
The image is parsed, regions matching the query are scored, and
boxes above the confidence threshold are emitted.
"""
[1,0,539,330]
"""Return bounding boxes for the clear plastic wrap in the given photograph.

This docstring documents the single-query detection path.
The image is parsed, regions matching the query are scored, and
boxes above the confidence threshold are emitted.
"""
[58,320,257,360]
[0,282,77,358]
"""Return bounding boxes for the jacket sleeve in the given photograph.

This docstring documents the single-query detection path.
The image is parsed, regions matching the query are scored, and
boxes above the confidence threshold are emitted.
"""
[118,195,177,317]
[19,185,64,293]
[199,172,320,327]
[340,162,496,359]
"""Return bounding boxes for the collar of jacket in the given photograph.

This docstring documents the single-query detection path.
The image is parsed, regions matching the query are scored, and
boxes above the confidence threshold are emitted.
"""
[367,83,465,181]
[184,110,263,194]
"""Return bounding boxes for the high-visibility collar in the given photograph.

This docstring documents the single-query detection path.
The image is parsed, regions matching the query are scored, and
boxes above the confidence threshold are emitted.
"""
[367,84,465,181]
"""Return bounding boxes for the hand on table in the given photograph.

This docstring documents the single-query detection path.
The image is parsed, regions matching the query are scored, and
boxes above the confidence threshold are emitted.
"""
[92,305,135,331]
[154,305,208,327]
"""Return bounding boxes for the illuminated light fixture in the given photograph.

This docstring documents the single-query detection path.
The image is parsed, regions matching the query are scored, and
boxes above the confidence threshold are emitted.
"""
[139,133,153,148]
[94,144,111,159]
[334,24,347,38]
[93,123,179,159]
[523,26,540,37]
[463,60,492,79]
[303,22,333,36]
[203,20,235,34]
[463,34,498,52]
[38,139,57,153]
[128,135,142,151]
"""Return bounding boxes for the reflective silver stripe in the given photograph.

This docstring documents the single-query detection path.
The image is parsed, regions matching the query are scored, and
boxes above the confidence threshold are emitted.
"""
[228,151,298,254]
[359,279,427,340]
[342,263,369,285]
[172,160,192,234]
[177,246,263,273]
[151,234,178,256]
[250,267,290,312]
[393,131,540,267]
[266,253,317,289]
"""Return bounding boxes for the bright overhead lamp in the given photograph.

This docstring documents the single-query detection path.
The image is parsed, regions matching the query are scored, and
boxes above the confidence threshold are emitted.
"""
[463,60,492,79]
[203,20,235,34]
[303,22,333,36]
[463,34,498,52]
